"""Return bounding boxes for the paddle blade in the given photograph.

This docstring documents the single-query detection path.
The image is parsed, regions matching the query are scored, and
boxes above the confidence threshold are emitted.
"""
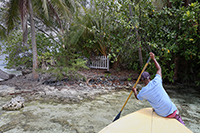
[113,111,121,122]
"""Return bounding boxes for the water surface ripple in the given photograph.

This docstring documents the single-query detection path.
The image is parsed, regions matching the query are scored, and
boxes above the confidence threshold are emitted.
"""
[0,85,199,133]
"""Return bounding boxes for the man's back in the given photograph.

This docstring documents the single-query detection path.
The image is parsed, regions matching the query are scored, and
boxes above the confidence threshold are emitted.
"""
[137,74,177,117]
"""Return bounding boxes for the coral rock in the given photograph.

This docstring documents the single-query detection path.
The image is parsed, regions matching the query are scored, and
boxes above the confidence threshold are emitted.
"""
[2,96,25,111]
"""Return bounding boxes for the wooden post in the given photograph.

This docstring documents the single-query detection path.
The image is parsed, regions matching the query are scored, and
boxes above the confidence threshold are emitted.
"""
[107,55,109,71]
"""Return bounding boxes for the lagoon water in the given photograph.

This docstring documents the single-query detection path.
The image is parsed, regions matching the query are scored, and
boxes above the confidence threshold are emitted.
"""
[0,86,200,133]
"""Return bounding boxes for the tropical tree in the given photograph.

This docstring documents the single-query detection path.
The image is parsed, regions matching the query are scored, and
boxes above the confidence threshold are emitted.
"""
[3,0,73,80]
[143,1,200,84]
[129,1,143,67]
[0,1,7,40]
[28,0,38,79]
[75,0,155,69]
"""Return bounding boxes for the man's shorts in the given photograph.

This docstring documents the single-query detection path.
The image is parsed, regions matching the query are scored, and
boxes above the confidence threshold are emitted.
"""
[166,110,185,125]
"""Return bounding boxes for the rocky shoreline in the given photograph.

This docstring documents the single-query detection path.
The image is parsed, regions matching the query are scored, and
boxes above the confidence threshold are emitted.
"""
[0,69,142,108]
[1,70,200,133]
[0,82,136,104]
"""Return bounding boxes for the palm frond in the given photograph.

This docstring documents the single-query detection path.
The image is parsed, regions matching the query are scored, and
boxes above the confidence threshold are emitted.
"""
[32,0,75,35]
[51,0,73,19]
[19,0,28,46]
[19,0,28,23]
[47,0,63,32]
[0,24,6,39]
[41,0,49,19]
[5,0,20,33]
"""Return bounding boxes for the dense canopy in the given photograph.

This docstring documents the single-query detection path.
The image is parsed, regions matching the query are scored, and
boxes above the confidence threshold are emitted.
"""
[0,0,199,85]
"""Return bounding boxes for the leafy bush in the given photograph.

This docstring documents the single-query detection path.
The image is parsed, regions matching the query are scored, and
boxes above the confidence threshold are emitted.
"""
[75,0,200,85]
[145,2,200,84]
[3,30,32,69]
[3,30,88,80]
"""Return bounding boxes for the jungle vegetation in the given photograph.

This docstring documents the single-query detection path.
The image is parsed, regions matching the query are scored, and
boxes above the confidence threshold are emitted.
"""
[0,0,199,85]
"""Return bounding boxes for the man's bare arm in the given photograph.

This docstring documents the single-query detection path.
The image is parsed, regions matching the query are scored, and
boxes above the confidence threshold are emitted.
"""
[132,87,138,100]
[150,52,162,78]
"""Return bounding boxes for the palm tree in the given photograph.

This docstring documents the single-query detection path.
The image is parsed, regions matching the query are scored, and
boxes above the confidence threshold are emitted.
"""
[4,0,73,80]
[5,0,28,46]
[0,4,6,39]
[4,0,37,79]
[28,0,38,79]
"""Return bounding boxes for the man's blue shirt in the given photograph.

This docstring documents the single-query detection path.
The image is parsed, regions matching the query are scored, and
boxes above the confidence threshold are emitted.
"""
[137,74,177,117]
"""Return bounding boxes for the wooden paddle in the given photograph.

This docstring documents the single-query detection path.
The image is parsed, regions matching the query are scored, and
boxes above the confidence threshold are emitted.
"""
[113,56,151,122]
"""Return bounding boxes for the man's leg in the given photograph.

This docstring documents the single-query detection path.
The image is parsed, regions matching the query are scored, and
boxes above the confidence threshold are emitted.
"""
[167,110,185,125]
[175,114,185,125]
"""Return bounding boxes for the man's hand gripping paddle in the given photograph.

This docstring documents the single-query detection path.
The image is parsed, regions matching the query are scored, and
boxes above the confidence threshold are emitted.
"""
[112,57,151,122]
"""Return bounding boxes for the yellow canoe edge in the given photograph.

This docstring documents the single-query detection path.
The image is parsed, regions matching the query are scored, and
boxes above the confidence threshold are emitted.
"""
[99,108,193,133]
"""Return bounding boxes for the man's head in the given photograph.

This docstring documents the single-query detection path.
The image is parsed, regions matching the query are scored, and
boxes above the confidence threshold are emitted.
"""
[141,71,151,85]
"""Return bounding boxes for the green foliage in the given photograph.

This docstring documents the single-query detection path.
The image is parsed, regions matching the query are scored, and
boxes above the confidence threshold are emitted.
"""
[3,31,54,69]
[43,34,89,80]
[127,77,132,81]
[3,30,32,69]
[0,5,6,39]
[74,0,200,84]
[104,73,111,78]
[3,30,88,80]
[0,24,6,40]
[144,2,200,84]
[1,0,200,85]
[75,0,143,69]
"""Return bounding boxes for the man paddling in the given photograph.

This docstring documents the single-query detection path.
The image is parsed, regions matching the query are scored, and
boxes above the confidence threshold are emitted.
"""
[132,52,185,125]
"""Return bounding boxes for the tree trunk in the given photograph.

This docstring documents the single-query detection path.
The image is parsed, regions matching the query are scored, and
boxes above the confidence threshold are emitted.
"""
[19,0,28,47]
[183,0,191,7]
[22,18,28,47]
[0,69,15,80]
[138,45,143,67]
[129,4,143,67]
[173,56,178,81]
[28,0,38,80]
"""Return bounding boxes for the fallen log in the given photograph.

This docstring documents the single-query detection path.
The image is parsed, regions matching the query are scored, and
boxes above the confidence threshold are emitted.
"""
[0,69,15,80]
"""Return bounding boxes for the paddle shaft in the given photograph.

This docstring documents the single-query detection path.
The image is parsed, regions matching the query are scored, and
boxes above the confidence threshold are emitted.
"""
[119,56,151,112]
